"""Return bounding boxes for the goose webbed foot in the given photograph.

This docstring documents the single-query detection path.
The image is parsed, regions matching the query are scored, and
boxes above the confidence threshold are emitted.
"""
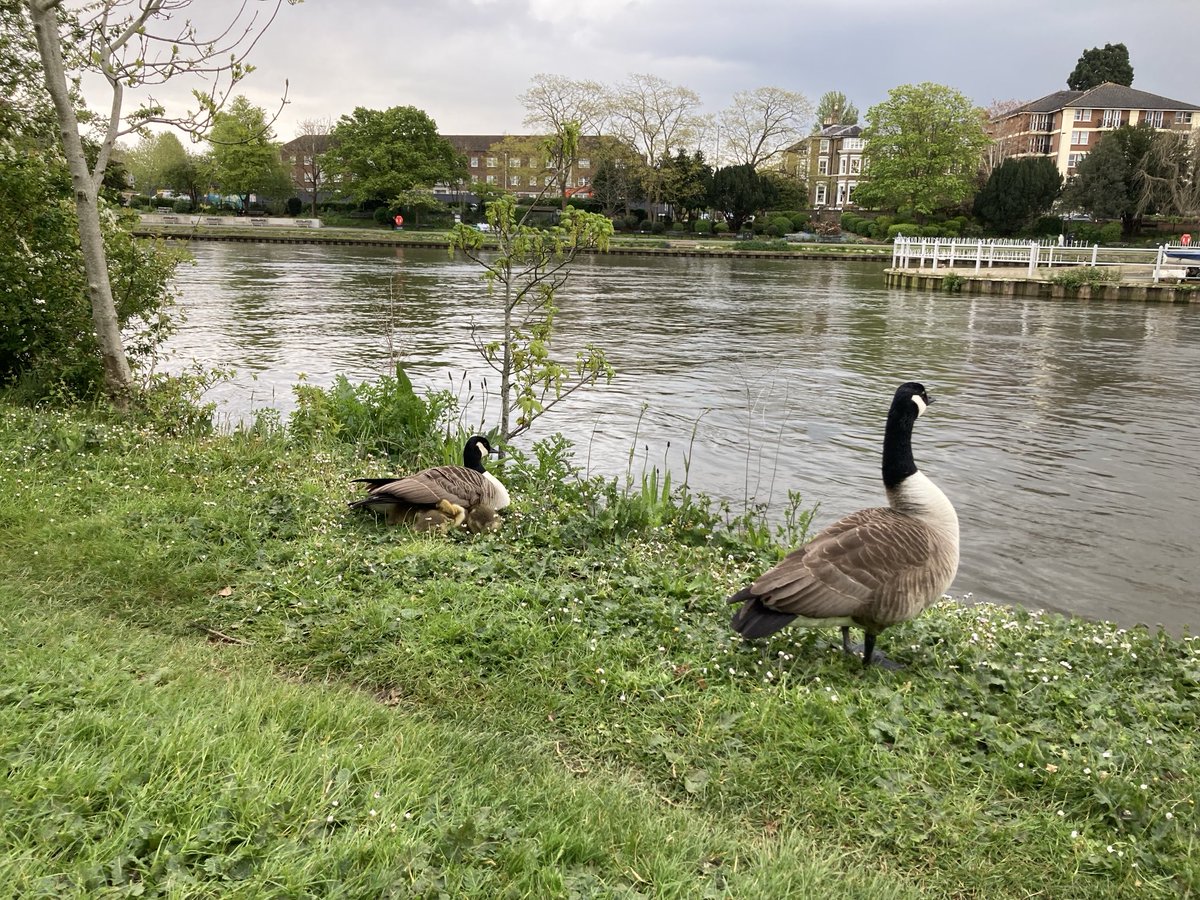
[842,630,905,670]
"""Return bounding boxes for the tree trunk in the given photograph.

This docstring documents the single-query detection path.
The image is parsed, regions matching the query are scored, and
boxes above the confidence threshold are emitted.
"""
[28,0,134,408]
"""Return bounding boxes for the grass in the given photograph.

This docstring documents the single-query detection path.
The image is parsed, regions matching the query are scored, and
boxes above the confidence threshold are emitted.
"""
[1,400,1197,897]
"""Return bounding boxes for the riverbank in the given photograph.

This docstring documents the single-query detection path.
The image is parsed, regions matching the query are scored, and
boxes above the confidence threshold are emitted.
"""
[1,398,1197,897]
[885,267,1200,302]
[132,221,892,262]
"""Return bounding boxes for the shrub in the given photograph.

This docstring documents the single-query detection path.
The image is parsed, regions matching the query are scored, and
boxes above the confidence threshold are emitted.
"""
[1071,221,1122,245]
[289,365,458,464]
[372,206,393,226]
[1049,266,1118,290]
[171,198,192,213]
[770,214,794,234]
[671,221,685,233]
[693,219,712,235]
[1030,215,1063,237]
[887,223,923,241]
[920,224,942,238]
[286,197,303,216]
[1,142,188,398]
[650,221,666,234]
[713,221,729,234]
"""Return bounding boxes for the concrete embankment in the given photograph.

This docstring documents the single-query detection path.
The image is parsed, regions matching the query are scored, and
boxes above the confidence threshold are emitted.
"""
[885,268,1200,302]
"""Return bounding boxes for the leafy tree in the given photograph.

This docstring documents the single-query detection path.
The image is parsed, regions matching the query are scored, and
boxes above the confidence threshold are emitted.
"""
[972,158,1062,235]
[1,0,56,141]
[605,74,706,206]
[589,139,647,217]
[658,149,713,222]
[448,196,614,441]
[709,164,779,231]
[1,140,187,395]
[209,95,291,212]
[1139,130,1200,218]
[292,116,334,217]
[520,74,607,208]
[761,170,807,210]
[447,127,614,441]
[855,82,991,216]
[1061,124,1157,237]
[325,106,463,204]
[815,90,858,128]
[718,86,812,168]
[22,0,293,408]
[390,188,446,227]
[1067,43,1134,91]
[123,131,208,202]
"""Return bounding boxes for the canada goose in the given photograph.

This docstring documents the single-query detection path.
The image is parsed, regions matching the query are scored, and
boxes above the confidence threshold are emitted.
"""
[729,382,959,668]
[349,434,510,529]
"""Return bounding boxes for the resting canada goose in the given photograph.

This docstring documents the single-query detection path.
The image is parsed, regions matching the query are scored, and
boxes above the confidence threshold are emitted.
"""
[348,434,510,530]
[729,382,959,668]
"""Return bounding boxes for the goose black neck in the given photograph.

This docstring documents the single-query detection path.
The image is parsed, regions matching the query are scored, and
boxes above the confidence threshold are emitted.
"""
[463,441,487,473]
[881,401,919,489]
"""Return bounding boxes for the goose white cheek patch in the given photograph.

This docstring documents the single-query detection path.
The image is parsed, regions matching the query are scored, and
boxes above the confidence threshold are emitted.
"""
[912,395,927,416]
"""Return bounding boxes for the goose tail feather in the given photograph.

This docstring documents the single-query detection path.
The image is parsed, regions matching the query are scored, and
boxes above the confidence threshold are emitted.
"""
[729,592,797,639]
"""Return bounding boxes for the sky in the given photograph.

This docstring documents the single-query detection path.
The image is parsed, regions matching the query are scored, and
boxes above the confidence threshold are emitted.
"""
[101,0,1200,148]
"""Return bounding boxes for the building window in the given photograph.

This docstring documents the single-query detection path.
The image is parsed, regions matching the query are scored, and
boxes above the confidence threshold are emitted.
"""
[1143,110,1164,128]
[1030,113,1051,131]
[529,176,537,187]
[578,158,590,169]
[847,181,858,204]
[1068,152,1087,169]
[820,138,830,152]
[1101,109,1123,128]
[470,156,479,168]
[1176,111,1193,125]
[544,176,552,186]
[849,156,861,174]
[818,157,828,175]
[509,175,520,186]
[486,175,496,184]
[1071,130,1089,146]
[1074,108,1091,122]
[510,157,521,168]
[815,183,827,205]
[578,177,588,186]
[836,183,846,205]
[486,156,498,168]
[838,156,848,174]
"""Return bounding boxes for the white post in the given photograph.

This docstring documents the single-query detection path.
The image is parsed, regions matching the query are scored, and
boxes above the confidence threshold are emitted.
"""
[949,238,957,269]
[1028,242,1039,277]
[1153,245,1163,283]
[988,240,995,268]
[975,239,983,273]
[1091,244,1099,266]
[931,239,939,272]
[919,239,927,269]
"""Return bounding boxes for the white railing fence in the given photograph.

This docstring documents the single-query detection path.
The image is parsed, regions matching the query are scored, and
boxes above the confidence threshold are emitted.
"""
[890,237,1197,283]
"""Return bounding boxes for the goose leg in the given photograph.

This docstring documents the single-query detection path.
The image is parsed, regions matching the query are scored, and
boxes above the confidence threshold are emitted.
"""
[862,631,904,671]
[841,626,853,655]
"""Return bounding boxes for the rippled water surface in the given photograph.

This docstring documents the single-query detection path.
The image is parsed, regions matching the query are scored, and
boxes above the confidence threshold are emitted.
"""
[166,241,1200,632]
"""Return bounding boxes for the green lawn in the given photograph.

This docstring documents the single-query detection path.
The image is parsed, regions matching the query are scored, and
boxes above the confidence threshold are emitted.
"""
[1,401,1196,897]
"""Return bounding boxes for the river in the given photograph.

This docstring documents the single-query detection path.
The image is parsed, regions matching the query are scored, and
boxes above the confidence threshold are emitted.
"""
[164,240,1200,633]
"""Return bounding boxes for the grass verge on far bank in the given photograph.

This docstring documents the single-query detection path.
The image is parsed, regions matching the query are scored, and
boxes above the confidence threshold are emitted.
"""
[1,399,1197,898]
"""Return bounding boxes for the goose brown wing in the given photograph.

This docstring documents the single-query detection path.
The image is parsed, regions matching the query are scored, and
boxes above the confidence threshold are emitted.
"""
[747,507,939,622]
[361,466,491,509]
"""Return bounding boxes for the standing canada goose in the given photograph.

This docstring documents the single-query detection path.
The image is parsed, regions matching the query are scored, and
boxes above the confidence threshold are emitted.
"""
[729,382,959,668]
[348,434,510,529]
